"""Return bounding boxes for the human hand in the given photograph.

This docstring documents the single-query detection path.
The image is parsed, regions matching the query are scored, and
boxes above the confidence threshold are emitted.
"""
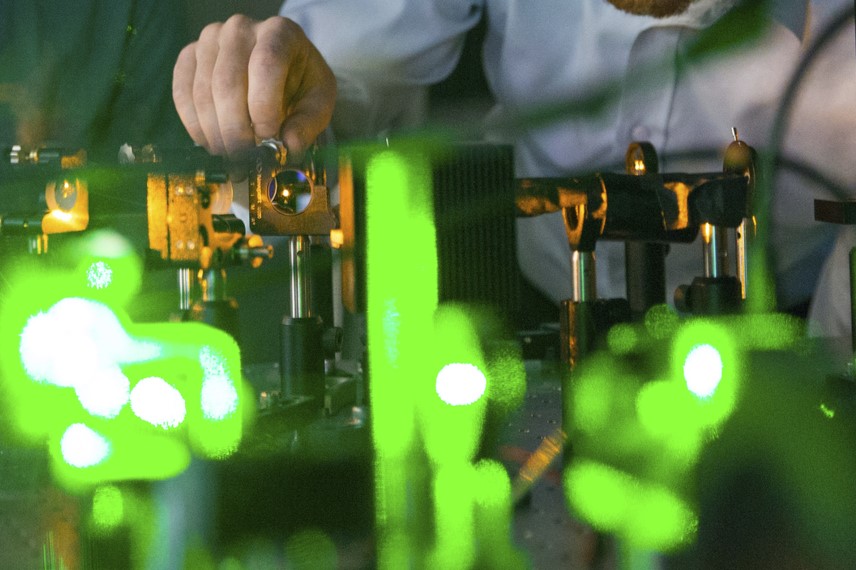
[173,15,336,160]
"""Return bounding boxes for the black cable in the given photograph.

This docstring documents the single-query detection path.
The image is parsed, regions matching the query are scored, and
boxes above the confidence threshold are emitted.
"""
[749,3,856,312]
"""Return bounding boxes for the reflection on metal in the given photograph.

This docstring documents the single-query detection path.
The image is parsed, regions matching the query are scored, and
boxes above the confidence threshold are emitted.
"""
[571,250,597,302]
[701,223,729,278]
[178,268,192,311]
[288,235,311,319]
[511,427,566,504]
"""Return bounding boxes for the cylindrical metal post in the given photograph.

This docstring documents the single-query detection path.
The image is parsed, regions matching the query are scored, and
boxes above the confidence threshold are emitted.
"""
[736,217,756,300]
[571,250,597,302]
[281,315,325,402]
[199,267,226,302]
[625,242,666,316]
[702,223,729,278]
[186,267,240,340]
[282,234,326,405]
[178,268,192,311]
[288,235,311,318]
[850,247,856,354]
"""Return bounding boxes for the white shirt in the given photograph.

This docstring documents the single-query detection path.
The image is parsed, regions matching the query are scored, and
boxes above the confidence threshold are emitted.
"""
[280,0,856,318]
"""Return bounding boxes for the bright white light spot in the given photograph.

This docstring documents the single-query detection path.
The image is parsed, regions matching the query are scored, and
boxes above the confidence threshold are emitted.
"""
[201,376,239,420]
[200,347,238,420]
[51,210,73,222]
[74,366,130,418]
[436,363,487,406]
[61,423,110,468]
[19,297,161,393]
[86,261,113,289]
[21,313,104,388]
[199,346,228,377]
[131,377,186,428]
[683,344,723,399]
[19,310,60,383]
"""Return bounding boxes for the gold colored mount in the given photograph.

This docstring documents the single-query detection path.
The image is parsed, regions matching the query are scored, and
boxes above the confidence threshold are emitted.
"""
[146,173,242,265]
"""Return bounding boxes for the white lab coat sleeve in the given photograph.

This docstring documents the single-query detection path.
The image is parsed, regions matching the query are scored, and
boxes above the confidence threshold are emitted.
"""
[280,0,484,140]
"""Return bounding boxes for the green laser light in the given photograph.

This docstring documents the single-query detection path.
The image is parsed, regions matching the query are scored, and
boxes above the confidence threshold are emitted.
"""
[130,376,187,429]
[74,367,131,419]
[61,423,111,468]
[436,363,487,406]
[199,346,239,420]
[92,485,124,529]
[683,343,723,399]
[86,261,113,289]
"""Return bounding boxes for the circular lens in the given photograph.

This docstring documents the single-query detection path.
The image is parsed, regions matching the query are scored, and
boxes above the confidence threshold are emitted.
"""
[268,169,312,215]
[54,179,78,211]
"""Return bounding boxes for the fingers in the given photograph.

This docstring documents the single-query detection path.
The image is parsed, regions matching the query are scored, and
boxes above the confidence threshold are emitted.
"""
[173,15,336,160]
[173,43,205,147]
[280,68,336,156]
[212,16,257,158]
[281,38,337,155]
[192,22,226,154]
[249,17,336,154]
[247,17,296,141]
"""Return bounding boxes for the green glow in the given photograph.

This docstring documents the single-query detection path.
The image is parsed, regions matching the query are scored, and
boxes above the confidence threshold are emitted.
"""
[564,460,696,552]
[728,313,801,350]
[428,465,475,569]
[374,457,416,568]
[635,381,705,465]
[61,423,111,468]
[86,261,113,289]
[421,306,488,466]
[91,485,124,530]
[473,460,510,509]
[199,347,239,421]
[473,460,527,569]
[52,427,191,488]
[820,403,836,419]
[378,530,410,570]
[607,323,640,354]
[572,355,622,434]
[424,305,489,462]
[130,376,186,429]
[284,529,338,569]
[362,145,517,567]
[74,367,131,419]
[624,483,697,552]
[565,460,633,532]
[183,541,217,570]
[485,342,526,413]
[436,363,486,406]
[671,319,739,427]
[683,344,723,399]
[364,146,438,569]
[365,148,436,458]
[70,230,143,307]
[182,330,245,460]
[644,304,679,340]
[19,297,144,387]
[2,248,247,486]
[218,558,243,570]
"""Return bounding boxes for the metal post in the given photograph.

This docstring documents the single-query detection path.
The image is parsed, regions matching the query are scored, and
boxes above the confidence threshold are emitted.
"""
[199,267,226,302]
[288,235,312,318]
[850,247,856,354]
[178,268,192,311]
[571,250,597,302]
[702,223,729,278]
